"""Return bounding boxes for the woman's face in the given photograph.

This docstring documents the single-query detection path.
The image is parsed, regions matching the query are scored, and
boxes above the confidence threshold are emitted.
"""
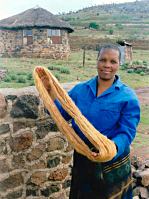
[97,49,120,81]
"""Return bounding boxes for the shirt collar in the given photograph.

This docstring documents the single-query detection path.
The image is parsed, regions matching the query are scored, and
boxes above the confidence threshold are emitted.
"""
[86,75,123,97]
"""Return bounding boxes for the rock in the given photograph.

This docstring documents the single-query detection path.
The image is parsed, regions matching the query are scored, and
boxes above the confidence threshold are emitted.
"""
[133,196,139,199]
[10,95,39,119]
[139,187,149,198]
[13,120,36,132]
[47,157,60,168]
[48,168,68,181]
[35,120,58,139]
[0,93,7,118]
[26,143,46,161]
[30,171,47,186]
[140,169,149,187]
[131,156,143,169]
[62,155,72,164]
[12,154,26,169]
[6,95,17,101]
[30,160,46,170]
[10,131,33,152]
[133,186,149,199]
[144,160,149,168]
[41,184,60,197]
[0,124,10,135]
[47,136,65,152]
[3,188,23,199]
[62,179,71,189]
[0,157,10,173]
[0,173,24,192]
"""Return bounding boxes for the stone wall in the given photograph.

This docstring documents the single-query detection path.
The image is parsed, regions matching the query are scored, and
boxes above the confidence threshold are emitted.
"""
[0,29,70,59]
[0,85,148,199]
[0,86,74,199]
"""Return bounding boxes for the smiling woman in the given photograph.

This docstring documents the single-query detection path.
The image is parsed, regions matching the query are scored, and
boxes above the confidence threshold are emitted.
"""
[36,43,140,199]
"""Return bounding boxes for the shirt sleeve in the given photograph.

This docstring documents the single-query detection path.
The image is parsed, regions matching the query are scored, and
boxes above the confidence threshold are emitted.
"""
[112,98,140,160]
[45,85,78,121]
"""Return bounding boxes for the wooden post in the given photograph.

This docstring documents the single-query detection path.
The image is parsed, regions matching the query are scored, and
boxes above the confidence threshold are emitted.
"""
[83,47,86,67]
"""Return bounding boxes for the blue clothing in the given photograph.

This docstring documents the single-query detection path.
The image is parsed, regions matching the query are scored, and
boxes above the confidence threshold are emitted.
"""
[45,75,140,198]
[55,75,140,161]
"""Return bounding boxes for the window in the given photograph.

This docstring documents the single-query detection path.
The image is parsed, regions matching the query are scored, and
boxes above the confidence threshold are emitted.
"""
[47,29,62,44]
[23,29,33,45]
[23,29,32,36]
[47,29,61,36]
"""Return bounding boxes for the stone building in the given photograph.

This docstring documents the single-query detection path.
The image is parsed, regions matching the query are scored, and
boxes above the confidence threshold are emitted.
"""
[0,7,74,59]
[117,40,133,64]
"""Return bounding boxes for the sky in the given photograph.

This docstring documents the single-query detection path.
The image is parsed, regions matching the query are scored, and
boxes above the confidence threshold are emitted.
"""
[0,0,137,20]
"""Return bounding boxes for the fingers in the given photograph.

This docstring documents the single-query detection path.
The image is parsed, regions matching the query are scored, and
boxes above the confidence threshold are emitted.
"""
[91,152,99,157]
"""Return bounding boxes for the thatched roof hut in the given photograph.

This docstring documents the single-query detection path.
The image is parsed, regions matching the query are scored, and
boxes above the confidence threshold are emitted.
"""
[0,7,73,32]
[0,7,74,59]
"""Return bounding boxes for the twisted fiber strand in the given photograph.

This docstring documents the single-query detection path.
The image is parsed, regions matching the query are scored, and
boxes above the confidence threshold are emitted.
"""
[33,66,117,162]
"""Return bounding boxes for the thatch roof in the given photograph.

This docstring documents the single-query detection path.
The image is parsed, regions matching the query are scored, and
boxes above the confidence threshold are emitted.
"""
[0,7,74,33]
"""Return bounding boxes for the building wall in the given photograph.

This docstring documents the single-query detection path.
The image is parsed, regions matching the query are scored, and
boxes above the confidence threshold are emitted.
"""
[0,86,73,199]
[0,85,148,199]
[125,46,132,63]
[0,28,70,59]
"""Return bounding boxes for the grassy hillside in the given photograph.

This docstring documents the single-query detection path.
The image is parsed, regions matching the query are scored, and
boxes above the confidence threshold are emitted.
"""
[60,0,149,49]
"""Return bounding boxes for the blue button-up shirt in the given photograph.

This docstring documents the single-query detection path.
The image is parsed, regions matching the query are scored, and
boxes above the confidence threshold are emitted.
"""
[54,75,140,161]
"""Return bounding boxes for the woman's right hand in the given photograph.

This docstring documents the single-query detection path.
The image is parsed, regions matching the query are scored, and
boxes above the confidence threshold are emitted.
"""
[36,67,56,100]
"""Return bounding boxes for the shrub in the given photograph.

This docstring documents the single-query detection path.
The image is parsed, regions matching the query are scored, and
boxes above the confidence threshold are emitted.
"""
[132,61,141,65]
[48,66,54,70]
[10,74,17,80]
[60,67,70,74]
[140,71,145,76]
[55,73,61,80]
[17,76,26,83]
[109,29,114,35]
[135,68,144,74]
[127,69,134,73]
[115,23,123,30]
[27,73,33,80]
[89,22,100,30]
[143,60,148,66]
[121,63,129,70]
[4,76,11,82]
[48,65,61,71]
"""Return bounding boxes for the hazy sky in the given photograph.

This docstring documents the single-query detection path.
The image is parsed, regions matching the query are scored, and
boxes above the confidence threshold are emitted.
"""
[0,0,136,20]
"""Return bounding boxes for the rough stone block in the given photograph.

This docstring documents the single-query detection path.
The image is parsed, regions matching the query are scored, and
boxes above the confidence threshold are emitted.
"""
[47,157,60,168]
[0,124,10,135]
[26,143,46,161]
[10,131,33,152]
[47,136,65,152]
[30,171,47,186]
[48,168,68,181]
[10,95,39,119]
[0,173,24,192]
[0,93,7,118]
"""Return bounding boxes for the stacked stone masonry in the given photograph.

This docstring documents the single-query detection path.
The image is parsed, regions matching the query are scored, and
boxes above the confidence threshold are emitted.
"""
[0,29,70,59]
[0,85,148,199]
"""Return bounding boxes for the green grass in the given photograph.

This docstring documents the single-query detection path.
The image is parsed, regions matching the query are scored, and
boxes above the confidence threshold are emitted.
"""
[133,132,149,147]
[0,50,149,89]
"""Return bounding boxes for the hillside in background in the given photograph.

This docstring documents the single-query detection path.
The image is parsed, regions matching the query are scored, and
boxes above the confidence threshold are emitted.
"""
[59,0,149,50]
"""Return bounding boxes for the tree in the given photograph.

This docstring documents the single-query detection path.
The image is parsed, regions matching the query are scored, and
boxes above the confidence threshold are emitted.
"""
[89,22,99,30]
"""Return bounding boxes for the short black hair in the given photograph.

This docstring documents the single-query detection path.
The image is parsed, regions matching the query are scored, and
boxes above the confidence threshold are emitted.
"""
[97,43,121,62]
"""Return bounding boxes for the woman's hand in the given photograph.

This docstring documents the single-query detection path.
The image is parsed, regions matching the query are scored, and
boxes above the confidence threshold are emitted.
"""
[36,67,56,100]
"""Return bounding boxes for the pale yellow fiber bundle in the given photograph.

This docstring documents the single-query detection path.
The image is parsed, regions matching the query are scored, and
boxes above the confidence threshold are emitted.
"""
[33,66,117,162]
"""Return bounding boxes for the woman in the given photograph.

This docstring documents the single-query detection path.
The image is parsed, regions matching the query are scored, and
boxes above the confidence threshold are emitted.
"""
[36,44,140,199]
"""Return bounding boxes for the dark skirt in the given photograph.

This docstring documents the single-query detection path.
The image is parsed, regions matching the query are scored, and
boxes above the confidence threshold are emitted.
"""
[69,151,132,199]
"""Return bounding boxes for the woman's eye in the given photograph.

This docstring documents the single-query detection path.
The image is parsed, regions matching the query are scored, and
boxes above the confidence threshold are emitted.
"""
[99,59,105,62]
[111,60,117,64]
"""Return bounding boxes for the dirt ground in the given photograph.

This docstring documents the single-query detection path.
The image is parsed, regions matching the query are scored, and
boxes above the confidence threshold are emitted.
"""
[132,87,149,161]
